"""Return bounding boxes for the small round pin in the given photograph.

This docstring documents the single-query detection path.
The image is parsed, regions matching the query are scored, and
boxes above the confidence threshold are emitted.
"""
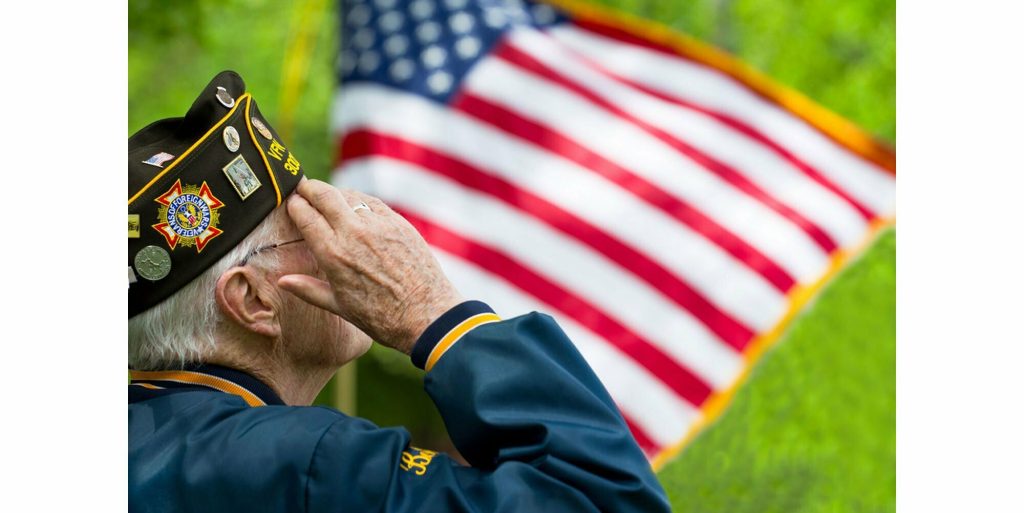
[251,116,273,140]
[215,86,235,108]
[134,245,172,281]
[223,126,241,152]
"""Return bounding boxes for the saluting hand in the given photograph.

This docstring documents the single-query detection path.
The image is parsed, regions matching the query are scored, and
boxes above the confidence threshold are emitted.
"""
[278,179,464,355]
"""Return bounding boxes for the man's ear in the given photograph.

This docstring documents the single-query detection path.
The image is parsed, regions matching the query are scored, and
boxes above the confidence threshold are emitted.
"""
[215,267,281,339]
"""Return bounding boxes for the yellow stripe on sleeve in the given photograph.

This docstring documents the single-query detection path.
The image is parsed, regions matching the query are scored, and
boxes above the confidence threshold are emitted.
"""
[424,313,502,372]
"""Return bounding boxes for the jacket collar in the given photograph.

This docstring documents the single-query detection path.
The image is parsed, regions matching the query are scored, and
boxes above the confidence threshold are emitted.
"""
[128,363,284,406]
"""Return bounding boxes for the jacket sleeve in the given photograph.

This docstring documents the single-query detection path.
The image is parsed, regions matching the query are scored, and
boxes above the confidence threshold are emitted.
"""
[305,301,670,513]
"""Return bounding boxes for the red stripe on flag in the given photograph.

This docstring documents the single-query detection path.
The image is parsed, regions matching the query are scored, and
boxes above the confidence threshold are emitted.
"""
[568,18,896,175]
[606,72,876,221]
[451,92,797,293]
[342,130,755,349]
[399,209,714,407]
[622,414,660,457]
[495,41,839,253]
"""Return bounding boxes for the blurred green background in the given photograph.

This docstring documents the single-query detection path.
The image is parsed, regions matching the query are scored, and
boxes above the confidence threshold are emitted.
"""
[129,0,894,511]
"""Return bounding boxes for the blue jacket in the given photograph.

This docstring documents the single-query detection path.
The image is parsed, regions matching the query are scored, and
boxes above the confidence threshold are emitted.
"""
[129,301,670,512]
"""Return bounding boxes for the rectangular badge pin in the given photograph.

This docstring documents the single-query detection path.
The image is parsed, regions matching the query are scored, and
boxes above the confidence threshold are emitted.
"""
[222,154,263,200]
[142,152,176,168]
[128,214,140,238]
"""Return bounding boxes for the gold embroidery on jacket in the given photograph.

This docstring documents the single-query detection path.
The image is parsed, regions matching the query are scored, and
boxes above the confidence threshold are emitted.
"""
[400,448,437,476]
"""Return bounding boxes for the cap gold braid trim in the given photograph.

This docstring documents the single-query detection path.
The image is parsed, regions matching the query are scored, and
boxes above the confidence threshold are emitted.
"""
[243,96,282,206]
[128,93,252,206]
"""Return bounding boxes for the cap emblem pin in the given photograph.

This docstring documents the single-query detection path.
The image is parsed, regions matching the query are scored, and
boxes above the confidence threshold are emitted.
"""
[151,179,225,253]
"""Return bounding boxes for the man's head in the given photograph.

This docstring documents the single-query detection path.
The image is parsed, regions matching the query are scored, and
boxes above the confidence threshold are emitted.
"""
[128,71,370,373]
[129,202,372,372]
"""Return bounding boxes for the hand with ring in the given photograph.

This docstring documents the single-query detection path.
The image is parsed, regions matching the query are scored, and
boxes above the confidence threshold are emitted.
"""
[277,179,463,354]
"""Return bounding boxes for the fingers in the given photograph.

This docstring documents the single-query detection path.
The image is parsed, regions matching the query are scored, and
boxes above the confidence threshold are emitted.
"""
[295,179,356,230]
[346,190,394,216]
[337,189,369,215]
[277,274,342,314]
[285,194,334,252]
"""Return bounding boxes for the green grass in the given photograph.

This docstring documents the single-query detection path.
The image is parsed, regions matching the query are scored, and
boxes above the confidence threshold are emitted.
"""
[659,230,895,512]
[130,0,895,510]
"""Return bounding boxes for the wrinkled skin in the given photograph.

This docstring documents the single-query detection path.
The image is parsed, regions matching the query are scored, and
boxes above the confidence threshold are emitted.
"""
[278,179,464,355]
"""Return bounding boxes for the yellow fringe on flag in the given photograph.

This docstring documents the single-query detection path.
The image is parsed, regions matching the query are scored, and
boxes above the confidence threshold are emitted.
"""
[540,0,896,174]
[650,218,894,471]
[535,0,896,469]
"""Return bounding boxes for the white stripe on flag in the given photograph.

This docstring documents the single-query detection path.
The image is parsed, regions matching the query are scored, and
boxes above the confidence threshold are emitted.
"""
[505,28,870,249]
[337,157,746,389]
[547,25,896,217]
[432,248,699,448]
[334,86,788,332]
[463,55,832,282]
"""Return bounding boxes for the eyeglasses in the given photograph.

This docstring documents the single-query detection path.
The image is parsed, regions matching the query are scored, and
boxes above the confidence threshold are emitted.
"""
[238,238,305,267]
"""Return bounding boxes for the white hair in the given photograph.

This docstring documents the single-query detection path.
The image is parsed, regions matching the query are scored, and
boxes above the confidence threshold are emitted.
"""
[128,207,288,370]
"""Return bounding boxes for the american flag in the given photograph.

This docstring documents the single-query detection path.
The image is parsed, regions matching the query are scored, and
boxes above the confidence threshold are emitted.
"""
[331,0,896,466]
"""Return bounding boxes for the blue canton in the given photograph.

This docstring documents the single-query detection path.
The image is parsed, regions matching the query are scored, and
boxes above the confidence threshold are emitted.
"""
[338,0,568,103]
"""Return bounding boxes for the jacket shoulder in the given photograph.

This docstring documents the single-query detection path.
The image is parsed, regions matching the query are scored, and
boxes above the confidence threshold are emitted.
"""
[129,394,361,512]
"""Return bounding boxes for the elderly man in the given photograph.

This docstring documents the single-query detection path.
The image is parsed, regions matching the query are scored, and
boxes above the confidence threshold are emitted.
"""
[128,71,669,512]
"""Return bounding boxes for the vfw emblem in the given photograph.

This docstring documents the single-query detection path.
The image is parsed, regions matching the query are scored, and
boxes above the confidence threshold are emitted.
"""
[152,179,224,252]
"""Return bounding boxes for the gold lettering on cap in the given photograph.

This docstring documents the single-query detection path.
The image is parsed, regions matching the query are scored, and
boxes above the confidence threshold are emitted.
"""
[284,152,301,175]
[268,140,286,160]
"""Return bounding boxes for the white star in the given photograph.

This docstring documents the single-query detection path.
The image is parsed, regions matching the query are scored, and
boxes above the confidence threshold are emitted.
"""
[358,51,380,74]
[502,1,530,25]
[410,0,435,20]
[346,4,372,27]
[443,0,467,9]
[421,45,448,68]
[339,50,358,75]
[508,10,530,25]
[483,7,506,28]
[378,11,404,33]
[427,70,454,94]
[449,11,474,34]
[416,21,442,43]
[352,27,376,49]
[455,36,481,59]
[383,34,410,57]
[389,58,416,81]
[531,4,557,24]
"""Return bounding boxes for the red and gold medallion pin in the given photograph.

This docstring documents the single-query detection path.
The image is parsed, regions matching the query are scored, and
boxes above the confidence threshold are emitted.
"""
[151,179,225,252]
